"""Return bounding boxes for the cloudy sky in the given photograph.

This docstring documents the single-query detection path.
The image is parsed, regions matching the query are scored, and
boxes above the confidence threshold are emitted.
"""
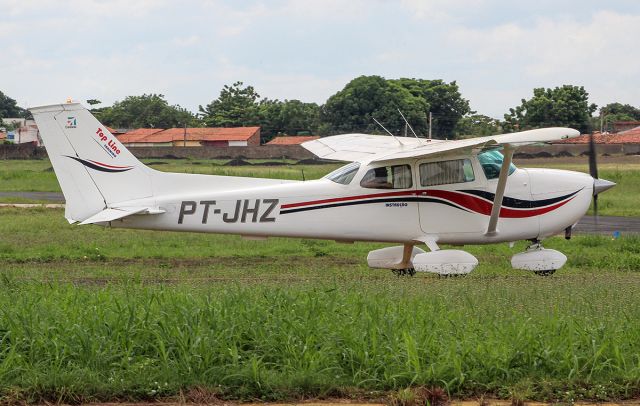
[1,0,638,118]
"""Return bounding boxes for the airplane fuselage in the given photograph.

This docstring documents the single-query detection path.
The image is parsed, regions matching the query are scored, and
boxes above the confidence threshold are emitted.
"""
[112,157,594,245]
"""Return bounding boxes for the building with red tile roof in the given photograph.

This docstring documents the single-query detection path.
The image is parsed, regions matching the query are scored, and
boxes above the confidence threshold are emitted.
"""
[116,128,167,146]
[266,135,320,145]
[554,126,640,144]
[116,127,260,147]
[106,126,126,136]
[613,126,640,143]
[612,121,640,133]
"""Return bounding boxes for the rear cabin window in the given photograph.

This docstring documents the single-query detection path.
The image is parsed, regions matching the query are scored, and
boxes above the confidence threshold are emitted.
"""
[420,159,475,186]
[360,165,413,189]
[325,162,360,185]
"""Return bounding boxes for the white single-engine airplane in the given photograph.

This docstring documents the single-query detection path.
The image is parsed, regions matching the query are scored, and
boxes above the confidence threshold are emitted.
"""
[31,102,615,276]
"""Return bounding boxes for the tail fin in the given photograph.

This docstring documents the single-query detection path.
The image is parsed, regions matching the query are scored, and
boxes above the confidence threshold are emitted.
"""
[30,103,153,223]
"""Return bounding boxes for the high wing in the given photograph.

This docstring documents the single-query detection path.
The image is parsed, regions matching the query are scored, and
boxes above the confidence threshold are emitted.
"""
[302,127,580,163]
[300,133,425,162]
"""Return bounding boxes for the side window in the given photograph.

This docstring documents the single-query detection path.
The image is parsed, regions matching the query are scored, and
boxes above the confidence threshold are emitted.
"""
[420,159,475,187]
[360,165,413,189]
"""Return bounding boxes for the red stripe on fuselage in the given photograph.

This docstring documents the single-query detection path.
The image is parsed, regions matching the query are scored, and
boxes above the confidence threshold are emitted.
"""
[280,190,417,209]
[426,190,576,218]
[282,189,577,218]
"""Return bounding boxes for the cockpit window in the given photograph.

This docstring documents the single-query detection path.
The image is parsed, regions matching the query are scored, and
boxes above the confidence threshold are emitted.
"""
[478,150,516,180]
[325,162,360,185]
[360,165,413,189]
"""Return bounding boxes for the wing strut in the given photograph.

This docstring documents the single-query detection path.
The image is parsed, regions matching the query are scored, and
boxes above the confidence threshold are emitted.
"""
[485,145,514,236]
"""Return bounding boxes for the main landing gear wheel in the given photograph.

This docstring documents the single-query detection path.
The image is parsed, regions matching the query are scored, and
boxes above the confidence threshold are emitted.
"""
[391,268,416,277]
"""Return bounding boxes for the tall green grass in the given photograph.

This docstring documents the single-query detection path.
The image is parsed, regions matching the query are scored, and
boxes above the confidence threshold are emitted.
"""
[0,208,639,403]
[1,276,640,403]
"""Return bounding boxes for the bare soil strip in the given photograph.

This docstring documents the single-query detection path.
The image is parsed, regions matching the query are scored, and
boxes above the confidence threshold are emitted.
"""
[76,400,640,405]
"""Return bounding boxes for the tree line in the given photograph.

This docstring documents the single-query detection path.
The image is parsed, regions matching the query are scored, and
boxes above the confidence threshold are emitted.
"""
[2,77,639,141]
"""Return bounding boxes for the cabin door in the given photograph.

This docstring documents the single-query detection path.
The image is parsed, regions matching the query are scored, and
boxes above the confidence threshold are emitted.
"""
[416,156,487,235]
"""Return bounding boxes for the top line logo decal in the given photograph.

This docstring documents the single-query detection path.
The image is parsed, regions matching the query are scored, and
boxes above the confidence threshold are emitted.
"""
[94,127,121,158]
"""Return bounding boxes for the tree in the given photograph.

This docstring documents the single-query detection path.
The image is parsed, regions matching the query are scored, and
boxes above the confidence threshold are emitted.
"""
[86,99,102,106]
[392,78,471,138]
[321,76,428,135]
[598,102,640,132]
[455,114,503,137]
[0,91,27,119]
[600,102,640,120]
[258,99,321,141]
[199,82,261,127]
[98,94,199,128]
[504,85,597,133]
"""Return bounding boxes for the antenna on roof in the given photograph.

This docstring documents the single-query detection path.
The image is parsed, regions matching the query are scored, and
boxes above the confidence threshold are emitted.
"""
[397,109,422,144]
[373,117,404,145]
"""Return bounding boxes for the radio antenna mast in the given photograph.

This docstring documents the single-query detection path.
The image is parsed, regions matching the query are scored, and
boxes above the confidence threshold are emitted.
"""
[373,117,404,145]
[397,109,422,143]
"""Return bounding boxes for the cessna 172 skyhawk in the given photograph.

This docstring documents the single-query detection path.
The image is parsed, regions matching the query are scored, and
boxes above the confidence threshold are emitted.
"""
[30,102,615,276]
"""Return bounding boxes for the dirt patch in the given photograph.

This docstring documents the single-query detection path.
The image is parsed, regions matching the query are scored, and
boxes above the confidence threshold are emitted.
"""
[225,158,252,166]
[4,255,361,268]
[58,400,640,406]
[258,161,289,166]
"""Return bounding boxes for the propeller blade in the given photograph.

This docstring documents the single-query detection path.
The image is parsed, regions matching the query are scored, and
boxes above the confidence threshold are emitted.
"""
[588,132,599,180]
[593,194,598,218]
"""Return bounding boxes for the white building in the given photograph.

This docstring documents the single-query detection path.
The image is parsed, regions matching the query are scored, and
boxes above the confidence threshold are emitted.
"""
[1,118,40,145]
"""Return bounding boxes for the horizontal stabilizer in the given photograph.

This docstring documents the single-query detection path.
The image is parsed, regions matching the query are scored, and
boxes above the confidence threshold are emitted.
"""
[79,207,165,225]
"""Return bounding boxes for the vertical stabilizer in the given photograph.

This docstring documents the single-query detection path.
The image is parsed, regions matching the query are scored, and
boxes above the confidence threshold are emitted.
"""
[30,103,153,222]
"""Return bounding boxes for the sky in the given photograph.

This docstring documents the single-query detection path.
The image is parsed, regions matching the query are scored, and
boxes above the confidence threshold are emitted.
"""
[1,0,639,119]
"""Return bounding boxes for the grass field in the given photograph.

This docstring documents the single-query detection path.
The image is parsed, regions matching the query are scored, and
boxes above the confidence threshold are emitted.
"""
[1,207,640,403]
[0,156,638,216]
[1,155,639,403]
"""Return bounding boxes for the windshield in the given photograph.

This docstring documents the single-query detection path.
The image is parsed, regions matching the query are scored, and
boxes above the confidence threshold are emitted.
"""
[477,150,516,180]
[325,162,360,185]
